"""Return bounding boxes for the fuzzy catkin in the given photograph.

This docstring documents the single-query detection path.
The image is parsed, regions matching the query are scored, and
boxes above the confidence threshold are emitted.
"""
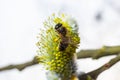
[36,13,80,80]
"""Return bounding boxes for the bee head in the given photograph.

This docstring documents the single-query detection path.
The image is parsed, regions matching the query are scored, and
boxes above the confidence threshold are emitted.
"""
[55,23,62,30]
[55,23,67,37]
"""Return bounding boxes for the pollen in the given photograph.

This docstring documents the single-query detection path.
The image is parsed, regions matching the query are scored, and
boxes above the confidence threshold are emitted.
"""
[54,38,59,42]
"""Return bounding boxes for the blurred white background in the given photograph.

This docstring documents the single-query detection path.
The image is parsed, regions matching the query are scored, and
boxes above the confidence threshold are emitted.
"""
[0,0,120,80]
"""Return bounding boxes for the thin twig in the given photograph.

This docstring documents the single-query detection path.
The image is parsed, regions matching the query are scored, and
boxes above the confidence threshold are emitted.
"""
[0,57,38,71]
[77,46,120,59]
[79,54,120,80]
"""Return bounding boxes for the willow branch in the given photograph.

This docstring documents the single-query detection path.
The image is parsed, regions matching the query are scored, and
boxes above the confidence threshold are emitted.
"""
[79,54,120,80]
[77,46,120,59]
[0,46,120,72]
[0,57,38,72]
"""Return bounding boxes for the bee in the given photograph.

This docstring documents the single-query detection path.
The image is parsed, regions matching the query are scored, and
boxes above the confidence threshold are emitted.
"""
[55,23,69,51]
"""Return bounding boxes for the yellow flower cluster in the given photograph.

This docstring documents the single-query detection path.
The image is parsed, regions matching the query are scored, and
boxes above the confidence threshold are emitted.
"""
[36,13,80,80]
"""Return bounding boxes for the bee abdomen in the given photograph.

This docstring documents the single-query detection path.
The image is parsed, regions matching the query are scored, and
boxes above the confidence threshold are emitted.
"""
[59,41,68,51]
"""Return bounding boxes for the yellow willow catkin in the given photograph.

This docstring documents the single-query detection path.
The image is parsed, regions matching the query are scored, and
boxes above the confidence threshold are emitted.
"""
[36,13,80,80]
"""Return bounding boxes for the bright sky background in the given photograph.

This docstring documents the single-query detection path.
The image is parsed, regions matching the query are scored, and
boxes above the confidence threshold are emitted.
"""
[0,0,120,80]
